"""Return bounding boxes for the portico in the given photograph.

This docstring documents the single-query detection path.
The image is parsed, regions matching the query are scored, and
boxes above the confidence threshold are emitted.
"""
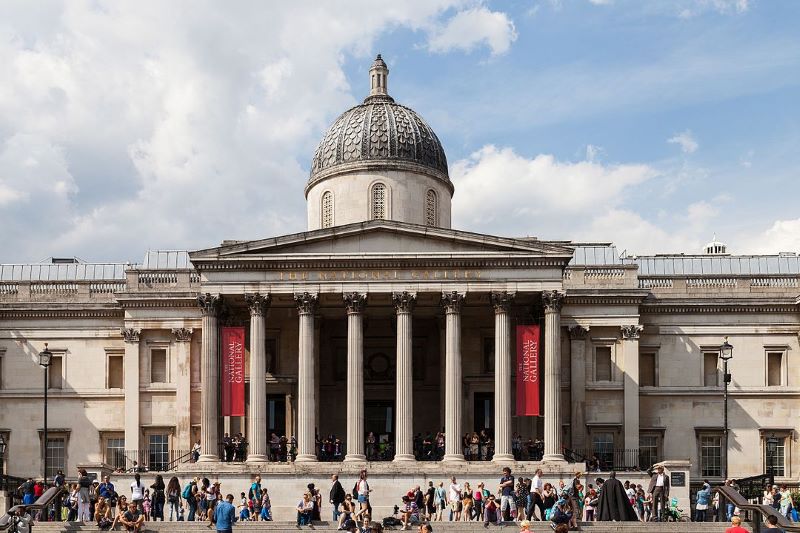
[188,220,574,463]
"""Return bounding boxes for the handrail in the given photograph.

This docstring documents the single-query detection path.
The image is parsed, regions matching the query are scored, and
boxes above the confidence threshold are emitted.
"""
[714,485,800,532]
[164,449,194,471]
[0,486,64,531]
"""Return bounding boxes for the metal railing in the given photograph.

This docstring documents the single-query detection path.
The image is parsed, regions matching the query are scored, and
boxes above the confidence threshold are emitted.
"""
[569,448,652,471]
[117,449,191,472]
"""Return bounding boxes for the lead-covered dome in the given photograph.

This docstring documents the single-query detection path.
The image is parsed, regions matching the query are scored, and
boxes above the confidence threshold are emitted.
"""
[307,55,450,194]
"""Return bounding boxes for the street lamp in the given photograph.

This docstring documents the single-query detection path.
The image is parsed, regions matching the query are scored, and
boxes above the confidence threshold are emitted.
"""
[39,343,53,485]
[719,337,733,480]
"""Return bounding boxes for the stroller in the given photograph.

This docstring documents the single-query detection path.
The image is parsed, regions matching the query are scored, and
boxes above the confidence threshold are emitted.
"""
[664,497,689,522]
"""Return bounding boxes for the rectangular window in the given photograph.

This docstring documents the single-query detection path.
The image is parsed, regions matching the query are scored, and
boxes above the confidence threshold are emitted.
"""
[700,435,722,477]
[105,437,125,470]
[595,347,612,381]
[483,337,495,374]
[640,352,656,387]
[0,349,4,390]
[764,436,786,477]
[148,433,169,471]
[108,355,124,389]
[703,353,718,386]
[46,437,66,479]
[592,432,615,469]
[48,355,63,389]
[639,434,659,469]
[767,352,783,387]
[150,349,167,383]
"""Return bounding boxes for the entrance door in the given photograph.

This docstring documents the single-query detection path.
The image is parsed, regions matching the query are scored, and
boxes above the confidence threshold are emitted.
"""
[266,394,286,436]
[474,392,494,433]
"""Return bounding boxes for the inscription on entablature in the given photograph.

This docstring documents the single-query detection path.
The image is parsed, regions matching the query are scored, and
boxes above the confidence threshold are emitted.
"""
[278,269,482,282]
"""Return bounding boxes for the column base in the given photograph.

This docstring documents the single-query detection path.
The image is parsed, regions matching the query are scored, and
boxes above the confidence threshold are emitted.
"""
[245,454,269,463]
[393,454,415,462]
[442,453,466,463]
[294,454,318,463]
[343,454,367,462]
[492,453,514,462]
[542,453,567,463]
[196,454,219,463]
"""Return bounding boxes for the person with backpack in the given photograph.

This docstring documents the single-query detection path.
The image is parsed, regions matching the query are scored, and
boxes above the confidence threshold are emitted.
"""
[166,477,181,521]
[183,480,197,521]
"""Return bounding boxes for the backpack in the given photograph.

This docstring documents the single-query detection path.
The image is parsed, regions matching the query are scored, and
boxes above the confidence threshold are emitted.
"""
[382,517,402,527]
[182,484,192,499]
[352,483,359,499]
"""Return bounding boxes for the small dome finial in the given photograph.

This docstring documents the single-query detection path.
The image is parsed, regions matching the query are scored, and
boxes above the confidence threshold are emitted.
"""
[369,54,389,97]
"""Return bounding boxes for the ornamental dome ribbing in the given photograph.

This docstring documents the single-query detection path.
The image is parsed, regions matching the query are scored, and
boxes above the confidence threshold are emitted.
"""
[307,55,450,194]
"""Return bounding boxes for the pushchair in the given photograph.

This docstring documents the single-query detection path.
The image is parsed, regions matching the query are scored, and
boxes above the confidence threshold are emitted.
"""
[664,497,690,522]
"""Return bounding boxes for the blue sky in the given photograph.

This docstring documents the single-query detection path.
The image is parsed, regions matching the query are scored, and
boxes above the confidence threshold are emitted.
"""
[1,0,798,262]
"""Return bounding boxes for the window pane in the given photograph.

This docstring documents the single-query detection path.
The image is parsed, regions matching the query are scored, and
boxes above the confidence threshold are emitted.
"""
[639,435,659,469]
[596,347,612,381]
[703,353,718,386]
[767,353,782,386]
[105,437,125,470]
[640,353,656,387]
[108,355,123,389]
[148,434,169,471]
[151,349,167,383]
[49,357,63,389]
[593,432,614,468]
[46,438,66,479]
[765,437,785,477]
[371,184,386,220]
[700,435,721,477]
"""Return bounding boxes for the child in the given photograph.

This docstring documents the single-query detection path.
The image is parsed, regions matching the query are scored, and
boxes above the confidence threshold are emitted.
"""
[238,492,250,521]
[261,489,272,521]
[142,490,151,521]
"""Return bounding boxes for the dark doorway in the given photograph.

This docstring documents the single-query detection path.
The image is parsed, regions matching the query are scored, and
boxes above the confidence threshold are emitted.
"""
[365,400,394,460]
[474,392,494,433]
[266,394,286,436]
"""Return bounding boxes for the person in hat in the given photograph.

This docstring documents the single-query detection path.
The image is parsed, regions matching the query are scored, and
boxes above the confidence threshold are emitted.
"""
[647,466,670,522]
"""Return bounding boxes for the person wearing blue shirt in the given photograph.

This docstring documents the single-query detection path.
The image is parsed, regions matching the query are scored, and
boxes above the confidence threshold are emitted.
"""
[694,483,712,522]
[211,494,236,533]
[499,467,514,521]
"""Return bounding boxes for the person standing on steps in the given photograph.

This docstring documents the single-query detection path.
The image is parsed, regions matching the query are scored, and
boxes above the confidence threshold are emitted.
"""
[356,470,371,517]
[647,465,670,522]
[211,494,235,533]
[330,474,346,522]
[499,467,514,522]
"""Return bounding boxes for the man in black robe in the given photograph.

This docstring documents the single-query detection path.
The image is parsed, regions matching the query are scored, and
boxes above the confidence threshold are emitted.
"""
[597,472,639,521]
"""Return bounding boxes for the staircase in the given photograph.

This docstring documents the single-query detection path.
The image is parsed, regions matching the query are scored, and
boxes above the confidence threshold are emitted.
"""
[32,521,749,533]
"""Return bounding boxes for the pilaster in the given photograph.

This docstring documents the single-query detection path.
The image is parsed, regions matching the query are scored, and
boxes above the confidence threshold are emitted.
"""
[122,328,141,453]
[171,327,193,450]
[569,325,588,453]
[621,324,643,455]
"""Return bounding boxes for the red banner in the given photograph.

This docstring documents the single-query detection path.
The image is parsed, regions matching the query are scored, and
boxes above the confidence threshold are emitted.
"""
[221,327,245,417]
[516,325,541,416]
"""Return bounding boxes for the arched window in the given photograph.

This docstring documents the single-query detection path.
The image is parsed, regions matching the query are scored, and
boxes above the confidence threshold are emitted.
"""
[371,183,387,220]
[321,191,333,228]
[425,189,437,226]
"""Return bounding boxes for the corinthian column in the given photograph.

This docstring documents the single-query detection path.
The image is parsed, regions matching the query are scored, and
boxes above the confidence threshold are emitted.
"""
[343,292,367,462]
[441,291,466,462]
[245,293,271,462]
[197,293,221,462]
[295,292,319,462]
[542,290,565,462]
[621,324,643,457]
[393,291,416,462]
[491,291,515,462]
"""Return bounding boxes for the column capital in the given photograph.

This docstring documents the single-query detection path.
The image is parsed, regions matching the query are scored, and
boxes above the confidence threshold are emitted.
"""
[568,325,588,340]
[294,292,319,315]
[121,328,141,343]
[245,293,272,316]
[490,291,515,313]
[197,293,221,316]
[621,324,643,340]
[542,290,565,313]
[343,292,367,314]
[392,291,417,313]
[171,328,193,342]
[441,291,465,313]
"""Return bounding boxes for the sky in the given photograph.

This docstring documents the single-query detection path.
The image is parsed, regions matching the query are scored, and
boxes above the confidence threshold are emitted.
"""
[1,0,799,264]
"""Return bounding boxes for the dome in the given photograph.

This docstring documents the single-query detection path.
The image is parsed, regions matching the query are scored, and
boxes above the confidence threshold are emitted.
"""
[307,55,450,195]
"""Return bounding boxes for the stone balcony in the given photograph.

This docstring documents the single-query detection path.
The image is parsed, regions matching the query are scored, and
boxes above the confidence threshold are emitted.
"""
[637,275,800,296]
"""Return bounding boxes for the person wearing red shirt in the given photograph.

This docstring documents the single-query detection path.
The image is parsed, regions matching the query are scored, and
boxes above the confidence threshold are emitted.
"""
[34,481,45,498]
[726,516,748,533]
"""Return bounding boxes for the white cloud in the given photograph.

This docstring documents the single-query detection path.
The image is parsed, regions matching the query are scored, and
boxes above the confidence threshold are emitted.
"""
[667,130,699,153]
[677,0,749,18]
[0,0,473,262]
[747,218,800,253]
[428,7,518,56]
[587,0,613,5]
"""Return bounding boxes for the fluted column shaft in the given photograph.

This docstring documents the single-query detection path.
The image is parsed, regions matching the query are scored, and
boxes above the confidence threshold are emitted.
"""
[442,291,466,462]
[491,292,515,462]
[344,293,367,461]
[543,291,564,461]
[246,294,271,462]
[393,292,416,461]
[295,292,318,462]
[197,294,220,462]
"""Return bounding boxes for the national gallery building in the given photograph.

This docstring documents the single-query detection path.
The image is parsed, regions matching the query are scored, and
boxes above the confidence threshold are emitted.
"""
[1,56,798,488]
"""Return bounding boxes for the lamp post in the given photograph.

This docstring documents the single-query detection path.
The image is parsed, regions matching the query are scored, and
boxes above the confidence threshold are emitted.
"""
[719,337,733,480]
[39,343,53,485]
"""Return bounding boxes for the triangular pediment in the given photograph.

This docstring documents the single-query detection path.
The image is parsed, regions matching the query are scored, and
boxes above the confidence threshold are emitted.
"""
[190,220,574,263]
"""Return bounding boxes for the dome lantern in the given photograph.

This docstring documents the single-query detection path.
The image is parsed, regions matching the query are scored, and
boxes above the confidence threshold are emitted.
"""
[369,54,390,98]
